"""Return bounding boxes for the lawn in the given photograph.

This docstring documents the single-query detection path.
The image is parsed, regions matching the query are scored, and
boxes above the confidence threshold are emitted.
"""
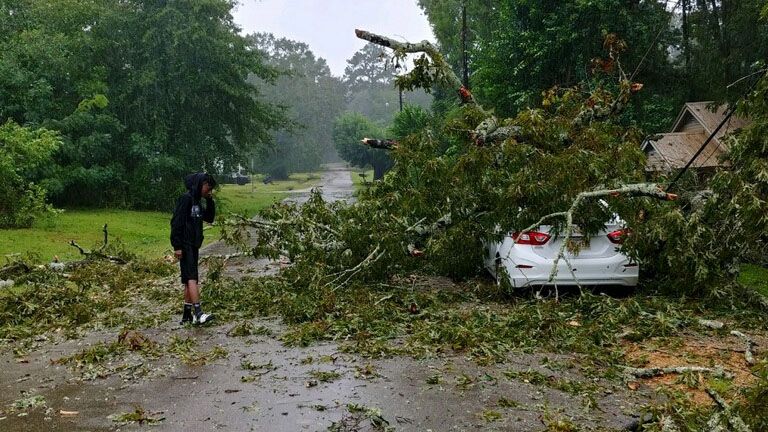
[0,173,320,262]
[739,263,768,297]
[350,168,374,192]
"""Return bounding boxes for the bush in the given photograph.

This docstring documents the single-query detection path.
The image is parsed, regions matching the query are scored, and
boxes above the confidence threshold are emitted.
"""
[0,121,61,228]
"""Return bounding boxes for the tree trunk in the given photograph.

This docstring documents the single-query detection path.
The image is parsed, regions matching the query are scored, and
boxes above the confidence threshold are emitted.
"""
[682,0,691,90]
[373,161,386,180]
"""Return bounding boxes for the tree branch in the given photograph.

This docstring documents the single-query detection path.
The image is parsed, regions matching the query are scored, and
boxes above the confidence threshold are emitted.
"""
[325,245,384,290]
[68,225,127,264]
[623,365,732,380]
[706,388,752,432]
[355,29,486,111]
[730,330,757,365]
[361,138,398,150]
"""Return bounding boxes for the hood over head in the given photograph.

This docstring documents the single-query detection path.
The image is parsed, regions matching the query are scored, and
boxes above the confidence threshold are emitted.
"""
[184,172,215,200]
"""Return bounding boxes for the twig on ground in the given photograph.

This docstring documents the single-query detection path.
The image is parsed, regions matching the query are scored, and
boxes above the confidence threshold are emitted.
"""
[730,330,757,365]
[69,225,127,264]
[623,365,732,380]
[706,388,752,432]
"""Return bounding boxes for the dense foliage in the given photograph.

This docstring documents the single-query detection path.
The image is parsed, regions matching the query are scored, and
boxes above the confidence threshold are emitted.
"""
[630,72,768,294]
[0,121,60,227]
[230,39,647,279]
[332,112,391,180]
[418,0,768,132]
[0,0,285,210]
[228,24,768,303]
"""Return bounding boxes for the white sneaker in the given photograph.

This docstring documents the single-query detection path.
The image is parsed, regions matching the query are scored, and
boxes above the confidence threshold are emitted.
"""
[193,313,214,325]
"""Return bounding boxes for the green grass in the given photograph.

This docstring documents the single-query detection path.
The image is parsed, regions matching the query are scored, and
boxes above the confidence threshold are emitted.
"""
[739,263,768,297]
[0,209,172,262]
[351,169,374,192]
[0,173,321,262]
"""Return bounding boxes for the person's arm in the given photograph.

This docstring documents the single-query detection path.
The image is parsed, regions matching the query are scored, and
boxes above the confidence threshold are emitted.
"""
[203,197,215,223]
[170,195,191,251]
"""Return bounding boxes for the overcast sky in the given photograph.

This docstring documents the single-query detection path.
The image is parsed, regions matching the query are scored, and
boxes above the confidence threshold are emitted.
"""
[232,0,436,77]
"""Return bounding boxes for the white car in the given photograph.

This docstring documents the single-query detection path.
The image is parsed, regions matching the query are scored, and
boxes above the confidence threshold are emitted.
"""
[485,218,638,288]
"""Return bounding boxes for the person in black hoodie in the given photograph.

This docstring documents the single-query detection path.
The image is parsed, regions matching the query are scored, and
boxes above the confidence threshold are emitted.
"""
[171,172,216,324]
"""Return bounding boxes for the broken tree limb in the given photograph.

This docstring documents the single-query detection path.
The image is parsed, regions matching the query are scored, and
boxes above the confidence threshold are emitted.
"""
[698,319,725,329]
[706,388,752,432]
[408,213,452,236]
[200,252,247,261]
[623,365,733,380]
[660,416,681,432]
[354,29,487,112]
[326,245,383,290]
[470,116,525,146]
[68,224,127,264]
[0,260,31,278]
[706,412,726,432]
[98,224,109,252]
[357,29,639,142]
[730,330,757,365]
[354,29,461,90]
[226,213,341,238]
[361,138,398,150]
[514,183,677,283]
[69,240,127,264]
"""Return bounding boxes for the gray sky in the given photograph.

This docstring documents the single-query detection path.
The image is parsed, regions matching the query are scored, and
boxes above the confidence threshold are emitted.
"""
[232,0,436,77]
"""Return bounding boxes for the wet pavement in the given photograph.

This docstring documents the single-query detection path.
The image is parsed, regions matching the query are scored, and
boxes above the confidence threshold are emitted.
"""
[0,317,650,431]
[282,162,355,205]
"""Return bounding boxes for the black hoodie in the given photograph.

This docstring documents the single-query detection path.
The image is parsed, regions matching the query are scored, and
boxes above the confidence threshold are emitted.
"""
[170,173,216,250]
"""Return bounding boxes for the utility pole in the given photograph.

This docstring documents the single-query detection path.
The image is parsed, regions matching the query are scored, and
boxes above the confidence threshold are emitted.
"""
[399,88,403,112]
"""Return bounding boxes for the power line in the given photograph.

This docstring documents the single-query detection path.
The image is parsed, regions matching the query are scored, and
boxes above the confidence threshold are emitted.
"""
[629,0,682,82]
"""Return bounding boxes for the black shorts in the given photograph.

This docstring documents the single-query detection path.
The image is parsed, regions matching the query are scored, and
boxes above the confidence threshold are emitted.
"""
[179,248,200,283]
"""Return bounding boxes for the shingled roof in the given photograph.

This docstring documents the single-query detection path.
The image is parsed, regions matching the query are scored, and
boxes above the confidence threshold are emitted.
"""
[642,102,749,171]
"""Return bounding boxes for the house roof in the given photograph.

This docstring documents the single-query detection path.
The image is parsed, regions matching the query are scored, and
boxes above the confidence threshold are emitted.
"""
[644,102,749,171]
[671,102,749,150]
[643,131,724,170]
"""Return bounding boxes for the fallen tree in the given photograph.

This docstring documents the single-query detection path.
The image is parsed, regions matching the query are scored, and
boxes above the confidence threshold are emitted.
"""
[223,30,658,284]
[224,28,768,302]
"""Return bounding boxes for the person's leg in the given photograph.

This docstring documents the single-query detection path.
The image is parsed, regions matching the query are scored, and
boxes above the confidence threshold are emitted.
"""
[189,249,212,324]
[187,279,200,303]
[180,250,194,324]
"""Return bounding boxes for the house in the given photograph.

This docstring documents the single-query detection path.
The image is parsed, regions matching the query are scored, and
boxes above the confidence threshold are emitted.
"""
[642,102,750,173]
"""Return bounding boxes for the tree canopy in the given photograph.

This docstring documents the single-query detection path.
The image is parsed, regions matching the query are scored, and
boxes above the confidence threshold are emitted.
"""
[418,0,768,132]
[332,112,391,180]
[0,0,286,210]
[0,121,60,227]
